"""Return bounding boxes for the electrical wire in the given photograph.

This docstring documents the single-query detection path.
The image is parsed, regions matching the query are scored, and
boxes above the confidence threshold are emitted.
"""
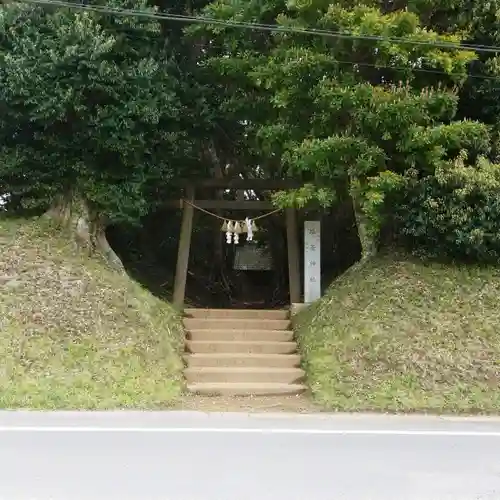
[189,40,499,83]
[100,26,499,83]
[14,0,500,54]
[7,0,500,84]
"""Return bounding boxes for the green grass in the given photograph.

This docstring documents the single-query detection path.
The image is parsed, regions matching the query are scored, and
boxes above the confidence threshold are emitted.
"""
[0,217,184,409]
[294,254,500,414]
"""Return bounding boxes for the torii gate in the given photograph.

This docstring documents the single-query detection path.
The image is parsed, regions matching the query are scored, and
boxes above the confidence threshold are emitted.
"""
[168,178,304,309]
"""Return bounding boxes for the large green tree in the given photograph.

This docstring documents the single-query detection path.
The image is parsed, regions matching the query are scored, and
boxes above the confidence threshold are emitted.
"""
[0,0,193,267]
[2,0,497,272]
[189,0,488,257]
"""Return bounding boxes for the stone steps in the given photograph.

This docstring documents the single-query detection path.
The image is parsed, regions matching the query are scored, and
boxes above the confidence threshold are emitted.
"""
[183,318,291,331]
[186,329,294,342]
[185,367,305,384]
[185,340,298,354]
[187,382,307,397]
[183,353,302,368]
[184,308,289,320]
[183,308,306,396]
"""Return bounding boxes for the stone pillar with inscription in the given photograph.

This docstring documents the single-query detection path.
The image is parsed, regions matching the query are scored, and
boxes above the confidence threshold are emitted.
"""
[304,220,321,303]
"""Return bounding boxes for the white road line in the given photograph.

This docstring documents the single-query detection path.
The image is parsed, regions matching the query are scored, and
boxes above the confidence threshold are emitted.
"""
[0,426,500,436]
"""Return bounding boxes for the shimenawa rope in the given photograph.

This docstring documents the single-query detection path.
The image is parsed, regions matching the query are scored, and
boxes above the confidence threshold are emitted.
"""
[182,199,281,223]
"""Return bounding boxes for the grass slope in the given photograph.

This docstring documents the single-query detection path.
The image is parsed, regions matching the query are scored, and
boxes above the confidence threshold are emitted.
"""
[294,255,500,414]
[0,218,184,409]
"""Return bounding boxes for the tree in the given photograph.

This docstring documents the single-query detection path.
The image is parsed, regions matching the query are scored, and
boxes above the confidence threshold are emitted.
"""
[189,0,486,258]
[0,0,192,267]
[453,0,500,161]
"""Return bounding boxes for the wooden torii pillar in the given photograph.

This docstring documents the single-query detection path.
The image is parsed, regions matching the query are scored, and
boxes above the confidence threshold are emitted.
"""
[172,185,195,308]
[171,179,303,310]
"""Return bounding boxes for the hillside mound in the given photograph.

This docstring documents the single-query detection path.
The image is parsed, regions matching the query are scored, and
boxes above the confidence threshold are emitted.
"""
[0,218,184,409]
[294,255,500,414]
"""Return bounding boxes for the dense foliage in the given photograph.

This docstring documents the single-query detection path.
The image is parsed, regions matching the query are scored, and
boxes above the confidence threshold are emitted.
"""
[0,1,195,229]
[191,0,498,260]
[378,154,500,262]
[1,0,500,268]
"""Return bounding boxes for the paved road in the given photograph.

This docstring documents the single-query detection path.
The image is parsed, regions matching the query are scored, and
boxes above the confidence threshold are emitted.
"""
[1,411,500,500]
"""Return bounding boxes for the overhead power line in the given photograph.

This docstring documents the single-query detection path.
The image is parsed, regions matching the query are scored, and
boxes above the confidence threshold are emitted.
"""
[96,24,498,83]
[14,0,500,54]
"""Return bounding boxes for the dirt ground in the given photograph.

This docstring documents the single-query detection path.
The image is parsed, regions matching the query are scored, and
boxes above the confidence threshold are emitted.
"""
[173,394,321,413]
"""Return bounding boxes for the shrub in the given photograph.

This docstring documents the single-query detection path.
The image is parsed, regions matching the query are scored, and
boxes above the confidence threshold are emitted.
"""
[386,153,500,262]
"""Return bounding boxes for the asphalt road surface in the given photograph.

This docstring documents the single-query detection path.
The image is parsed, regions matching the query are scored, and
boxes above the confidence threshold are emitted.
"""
[1,411,500,500]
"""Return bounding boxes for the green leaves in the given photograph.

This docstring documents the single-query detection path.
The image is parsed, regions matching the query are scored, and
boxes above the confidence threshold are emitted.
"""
[272,183,336,208]
[399,121,491,173]
[284,135,385,179]
[2,0,499,264]
[194,0,478,175]
[388,155,500,262]
[186,0,494,261]
[0,1,189,222]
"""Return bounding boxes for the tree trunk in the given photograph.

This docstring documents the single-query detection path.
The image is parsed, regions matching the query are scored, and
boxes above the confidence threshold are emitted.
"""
[205,141,227,280]
[43,193,125,272]
[349,179,377,261]
[353,204,376,261]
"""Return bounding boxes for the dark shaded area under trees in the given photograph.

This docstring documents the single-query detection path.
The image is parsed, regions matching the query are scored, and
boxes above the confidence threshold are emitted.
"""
[108,198,361,308]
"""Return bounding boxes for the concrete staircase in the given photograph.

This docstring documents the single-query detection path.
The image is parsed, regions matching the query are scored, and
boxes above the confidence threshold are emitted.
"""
[183,308,306,396]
